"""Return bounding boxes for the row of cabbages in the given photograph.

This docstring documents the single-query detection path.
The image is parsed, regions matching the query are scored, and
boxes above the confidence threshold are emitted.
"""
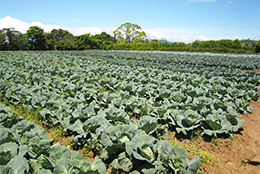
[0,104,202,173]
[0,104,106,173]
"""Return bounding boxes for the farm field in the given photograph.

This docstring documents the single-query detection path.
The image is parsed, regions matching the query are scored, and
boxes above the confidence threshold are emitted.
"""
[0,50,260,173]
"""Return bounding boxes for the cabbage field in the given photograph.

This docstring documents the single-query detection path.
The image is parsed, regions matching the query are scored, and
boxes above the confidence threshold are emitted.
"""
[0,51,260,173]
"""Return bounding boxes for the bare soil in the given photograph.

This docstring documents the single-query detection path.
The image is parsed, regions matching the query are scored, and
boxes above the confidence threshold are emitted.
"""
[168,100,260,174]
[204,100,260,174]
[247,70,260,72]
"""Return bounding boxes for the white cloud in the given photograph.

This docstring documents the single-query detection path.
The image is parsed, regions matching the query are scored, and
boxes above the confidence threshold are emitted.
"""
[0,16,211,43]
[0,16,63,34]
[0,16,30,33]
[185,0,216,4]
[0,16,116,36]
[63,26,117,36]
[189,0,216,2]
[143,28,211,43]
[227,1,235,4]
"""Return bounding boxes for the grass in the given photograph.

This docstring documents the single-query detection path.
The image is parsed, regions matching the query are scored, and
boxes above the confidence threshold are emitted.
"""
[168,138,182,147]
[168,138,220,166]
[0,101,69,145]
[0,101,42,125]
[190,128,203,140]
[211,138,220,149]
[47,125,67,143]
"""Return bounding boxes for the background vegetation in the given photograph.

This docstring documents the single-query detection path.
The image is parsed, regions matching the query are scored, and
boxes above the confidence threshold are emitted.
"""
[1,23,260,54]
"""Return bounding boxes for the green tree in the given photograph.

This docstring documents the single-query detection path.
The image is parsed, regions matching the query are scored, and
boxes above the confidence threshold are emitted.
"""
[192,40,201,48]
[0,28,26,50]
[74,34,91,50]
[55,35,76,50]
[218,39,234,48]
[233,39,242,49]
[255,40,260,53]
[88,32,114,49]
[50,29,73,42]
[178,42,187,47]
[199,40,217,48]
[171,42,178,47]
[45,32,55,50]
[113,22,147,43]
[45,29,73,50]
[151,39,159,43]
[0,32,5,50]
[92,32,114,42]
[241,39,257,51]
[25,26,46,50]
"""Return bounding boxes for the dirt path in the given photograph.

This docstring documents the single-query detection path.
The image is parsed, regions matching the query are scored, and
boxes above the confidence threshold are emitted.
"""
[199,100,260,174]
[203,100,260,174]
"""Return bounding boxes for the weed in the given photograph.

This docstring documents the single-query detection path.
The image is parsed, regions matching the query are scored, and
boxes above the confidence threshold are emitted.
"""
[66,139,72,148]
[168,138,181,147]
[196,138,202,144]
[48,125,65,142]
[211,138,220,149]
[198,151,219,166]
[183,139,187,144]
[80,144,94,159]
[241,157,251,166]
[190,128,203,140]
[82,145,92,155]
[185,143,219,166]
[228,139,233,147]
[0,101,42,125]
[168,137,219,166]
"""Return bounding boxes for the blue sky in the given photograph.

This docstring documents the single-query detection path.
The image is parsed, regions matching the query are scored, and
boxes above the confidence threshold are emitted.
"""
[0,0,259,43]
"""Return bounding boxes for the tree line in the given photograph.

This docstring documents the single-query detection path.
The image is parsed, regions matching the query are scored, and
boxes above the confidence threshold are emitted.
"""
[1,23,260,53]
[0,26,114,51]
[114,38,260,54]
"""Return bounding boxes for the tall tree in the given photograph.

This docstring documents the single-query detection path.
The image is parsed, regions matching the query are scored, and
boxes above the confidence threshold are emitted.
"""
[74,34,91,50]
[45,32,55,50]
[241,39,257,50]
[45,29,73,50]
[50,29,73,42]
[218,39,234,48]
[113,22,147,43]
[88,32,114,49]
[0,28,25,50]
[25,26,46,50]
[192,40,201,48]
[255,40,260,53]
[92,32,114,42]
[233,39,242,49]
[55,35,76,50]
[151,39,159,43]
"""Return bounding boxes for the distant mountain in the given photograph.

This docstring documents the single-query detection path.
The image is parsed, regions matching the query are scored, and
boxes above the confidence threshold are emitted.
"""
[147,39,174,43]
